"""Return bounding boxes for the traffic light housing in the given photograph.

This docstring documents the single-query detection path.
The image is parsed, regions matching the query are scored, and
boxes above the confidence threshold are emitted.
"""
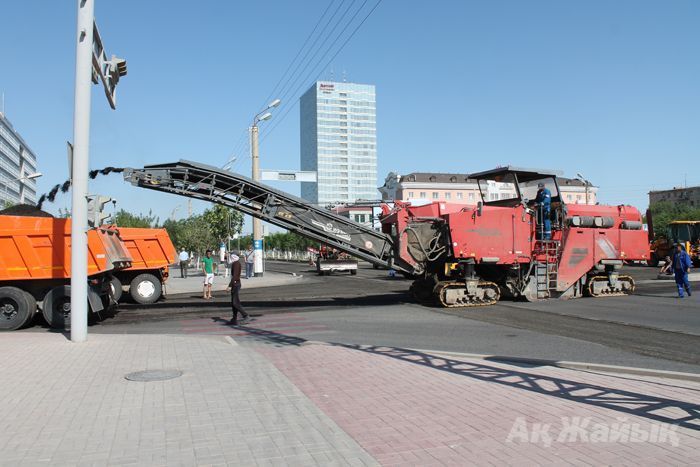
[87,195,113,227]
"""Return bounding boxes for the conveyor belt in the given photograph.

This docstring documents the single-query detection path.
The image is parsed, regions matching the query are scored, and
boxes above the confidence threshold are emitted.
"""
[124,160,411,273]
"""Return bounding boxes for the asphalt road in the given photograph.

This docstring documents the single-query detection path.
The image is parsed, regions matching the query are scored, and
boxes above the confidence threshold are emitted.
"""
[27,261,700,373]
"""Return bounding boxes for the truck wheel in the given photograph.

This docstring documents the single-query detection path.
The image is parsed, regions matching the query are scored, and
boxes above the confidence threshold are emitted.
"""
[0,287,35,331]
[350,270,357,275]
[129,273,161,304]
[42,285,71,329]
[110,276,123,302]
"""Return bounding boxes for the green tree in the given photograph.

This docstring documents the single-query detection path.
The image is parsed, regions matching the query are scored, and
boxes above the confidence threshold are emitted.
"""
[202,205,244,243]
[113,209,159,228]
[648,201,700,239]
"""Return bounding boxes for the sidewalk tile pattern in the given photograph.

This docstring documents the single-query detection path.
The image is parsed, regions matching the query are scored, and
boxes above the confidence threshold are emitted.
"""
[260,343,700,466]
[0,334,375,466]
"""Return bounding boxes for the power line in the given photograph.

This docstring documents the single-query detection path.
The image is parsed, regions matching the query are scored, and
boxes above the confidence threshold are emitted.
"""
[255,0,339,113]
[270,0,356,114]
[223,0,344,167]
[261,0,383,143]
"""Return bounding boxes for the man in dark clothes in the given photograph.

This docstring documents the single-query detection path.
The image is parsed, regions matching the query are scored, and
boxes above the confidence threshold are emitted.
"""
[226,253,250,325]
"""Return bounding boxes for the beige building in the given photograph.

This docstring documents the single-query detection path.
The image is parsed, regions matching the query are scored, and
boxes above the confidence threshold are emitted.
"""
[378,172,598,205]
[648,186,700,208]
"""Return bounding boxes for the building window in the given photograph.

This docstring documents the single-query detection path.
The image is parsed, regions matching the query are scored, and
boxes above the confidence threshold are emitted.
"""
[567,195,573,201]
[432,192,439,199]
[468,193,475,200]
[408,192,414,198]
[445,192,451,200]
[420,192,426,198]
[457,192,463,200]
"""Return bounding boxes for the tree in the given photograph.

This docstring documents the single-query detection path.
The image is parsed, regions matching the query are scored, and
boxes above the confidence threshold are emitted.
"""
[648,201,700,239]
[113,209,159,228]
[202,205,244,243]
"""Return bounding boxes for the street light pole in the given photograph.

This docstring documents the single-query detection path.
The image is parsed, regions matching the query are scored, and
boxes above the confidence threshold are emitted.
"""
[70,0,96,343]
[576,172,591,205]
[249,98,280,278]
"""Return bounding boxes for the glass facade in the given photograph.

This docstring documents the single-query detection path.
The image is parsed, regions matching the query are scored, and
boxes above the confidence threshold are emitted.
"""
[0,113,39,206]
[300,81,377,205]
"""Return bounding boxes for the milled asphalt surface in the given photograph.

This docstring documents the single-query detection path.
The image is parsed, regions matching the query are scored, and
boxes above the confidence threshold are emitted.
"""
[22,261,700,373]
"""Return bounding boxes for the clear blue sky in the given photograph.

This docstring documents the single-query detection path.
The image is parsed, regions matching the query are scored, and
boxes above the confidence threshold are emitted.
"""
[1,0,698,228]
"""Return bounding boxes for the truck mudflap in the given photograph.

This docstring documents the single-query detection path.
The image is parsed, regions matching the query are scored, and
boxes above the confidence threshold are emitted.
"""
[88,283,105,313]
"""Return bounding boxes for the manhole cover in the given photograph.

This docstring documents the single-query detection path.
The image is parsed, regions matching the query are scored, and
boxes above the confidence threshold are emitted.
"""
[125,369,183,382]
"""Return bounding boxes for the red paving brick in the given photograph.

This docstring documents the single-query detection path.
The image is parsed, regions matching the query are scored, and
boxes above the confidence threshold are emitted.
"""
[258,343,700,465]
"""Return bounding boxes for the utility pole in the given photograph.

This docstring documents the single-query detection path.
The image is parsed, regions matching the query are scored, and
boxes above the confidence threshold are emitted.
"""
[70,0,95,342]
[250,124,264,277]
[70,0,127,342]
[576,172,591,205]
[249,98,280,277]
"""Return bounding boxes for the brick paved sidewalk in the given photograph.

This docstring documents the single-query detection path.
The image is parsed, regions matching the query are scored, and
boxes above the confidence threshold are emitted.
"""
[0,333,375,466]
[3,331,700,466]
[260,343,700,466]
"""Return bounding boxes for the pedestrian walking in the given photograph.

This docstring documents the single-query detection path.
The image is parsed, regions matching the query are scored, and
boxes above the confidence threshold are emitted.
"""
[201,250,215,299]
[227,253,250,325]
[244,244,254,279]
[671,244,692,298]
[178,249,190,278]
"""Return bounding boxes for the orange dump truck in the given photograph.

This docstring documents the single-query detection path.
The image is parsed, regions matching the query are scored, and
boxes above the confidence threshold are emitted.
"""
[0,214,132,330]
[111,227,176,304]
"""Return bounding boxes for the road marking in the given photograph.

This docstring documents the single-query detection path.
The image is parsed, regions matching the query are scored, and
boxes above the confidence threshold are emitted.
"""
[224,336,238,346]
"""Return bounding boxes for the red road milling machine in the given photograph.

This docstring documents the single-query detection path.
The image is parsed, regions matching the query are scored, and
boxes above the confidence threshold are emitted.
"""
[381,167,649,307]
[124,161,649,308]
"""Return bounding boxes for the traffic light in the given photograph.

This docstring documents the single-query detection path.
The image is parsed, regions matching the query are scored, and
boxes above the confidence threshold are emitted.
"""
[87,195,113,227]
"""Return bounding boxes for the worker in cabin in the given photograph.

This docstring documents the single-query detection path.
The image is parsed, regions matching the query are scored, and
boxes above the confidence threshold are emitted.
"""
[533,182,552,240]
[671,243,692,298]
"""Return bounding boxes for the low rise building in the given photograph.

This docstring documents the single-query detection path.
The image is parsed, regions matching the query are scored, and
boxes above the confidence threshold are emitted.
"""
[378,171,597,205]
[648,186,700,208]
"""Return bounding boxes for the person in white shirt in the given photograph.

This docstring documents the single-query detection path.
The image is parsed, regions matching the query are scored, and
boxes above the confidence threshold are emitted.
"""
[178,249,190,278]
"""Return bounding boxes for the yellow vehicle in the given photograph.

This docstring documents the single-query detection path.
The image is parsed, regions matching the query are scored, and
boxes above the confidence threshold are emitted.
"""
[649,221,700,267]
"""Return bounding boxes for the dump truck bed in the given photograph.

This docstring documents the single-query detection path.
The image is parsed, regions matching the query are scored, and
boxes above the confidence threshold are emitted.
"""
[115,227,176,272]
[0,215,131,282]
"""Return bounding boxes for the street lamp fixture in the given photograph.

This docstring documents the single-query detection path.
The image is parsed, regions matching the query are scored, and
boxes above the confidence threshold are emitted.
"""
[249,98,281,277]
[2,172,43,206]
[257,112,273,123]
[22,172,43,181]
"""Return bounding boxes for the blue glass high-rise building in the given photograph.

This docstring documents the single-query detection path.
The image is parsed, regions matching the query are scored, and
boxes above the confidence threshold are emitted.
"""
[300,81,377,206]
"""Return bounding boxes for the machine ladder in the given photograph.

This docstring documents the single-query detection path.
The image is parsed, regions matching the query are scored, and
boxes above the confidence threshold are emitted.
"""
[534,240,560,299]
[123,160,412,274]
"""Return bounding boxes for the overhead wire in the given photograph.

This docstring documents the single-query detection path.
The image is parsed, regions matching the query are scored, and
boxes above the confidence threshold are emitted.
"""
[260,0,383,143]
[223,0,345,168]
[255,0,339,114]
[268,0,356,117]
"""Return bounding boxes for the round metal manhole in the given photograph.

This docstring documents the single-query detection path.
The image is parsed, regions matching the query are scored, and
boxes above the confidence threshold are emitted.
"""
[125,369,183,382]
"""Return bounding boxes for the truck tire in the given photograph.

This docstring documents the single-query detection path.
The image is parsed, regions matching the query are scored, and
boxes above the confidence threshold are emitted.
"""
[0,287,36,331]
[42,285,71,329]
[129,273,161,304]
[350,270,357,275]
[110,276,123,302]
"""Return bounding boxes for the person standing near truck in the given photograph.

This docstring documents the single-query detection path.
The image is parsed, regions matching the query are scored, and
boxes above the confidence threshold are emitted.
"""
[178,248,189,278]
[201,250,215,299]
